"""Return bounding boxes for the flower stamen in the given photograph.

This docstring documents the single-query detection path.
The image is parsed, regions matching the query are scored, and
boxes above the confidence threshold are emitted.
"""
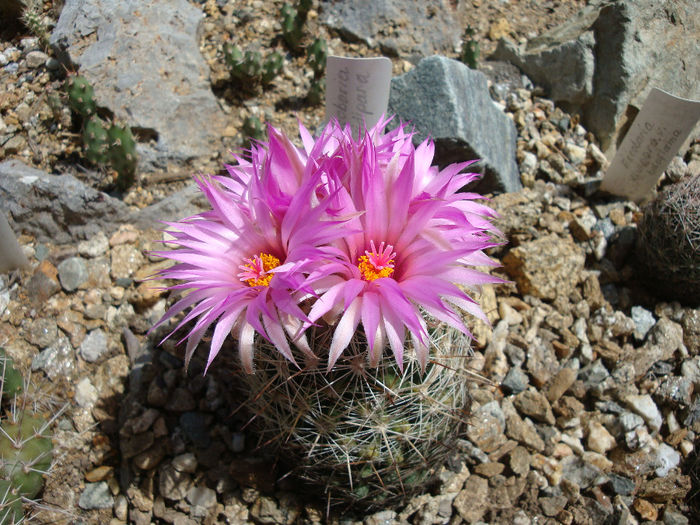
[358,241,396,282]
[238,253,281,287]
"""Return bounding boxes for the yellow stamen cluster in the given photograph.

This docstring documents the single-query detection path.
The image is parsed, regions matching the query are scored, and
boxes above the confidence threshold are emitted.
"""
[241,253,280,287]
[358,254,395,282]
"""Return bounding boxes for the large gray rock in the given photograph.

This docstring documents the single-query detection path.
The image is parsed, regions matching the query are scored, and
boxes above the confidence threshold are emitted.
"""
[388,56,521,194]
[321,0,461,63]
[493,0,699,156]
[50,0,226,171]
[0,159,131,243]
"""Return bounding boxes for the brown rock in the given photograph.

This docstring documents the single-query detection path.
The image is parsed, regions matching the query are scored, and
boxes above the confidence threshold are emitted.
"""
[633,498,657,521]
[473,462,504,477]
[454,475,488,522]
[503,234,585,300]
[546,367,577,403]
[513,390,555,425]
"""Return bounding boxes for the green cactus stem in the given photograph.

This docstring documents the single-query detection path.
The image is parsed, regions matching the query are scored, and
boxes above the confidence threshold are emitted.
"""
[65,75,97,118]
[0,350,22,400]
[107,122,138,191]
[0,410,53,500]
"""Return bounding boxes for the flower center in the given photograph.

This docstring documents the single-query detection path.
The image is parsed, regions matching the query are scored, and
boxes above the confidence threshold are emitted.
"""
[358,241,396,282]
[238,252,280,287]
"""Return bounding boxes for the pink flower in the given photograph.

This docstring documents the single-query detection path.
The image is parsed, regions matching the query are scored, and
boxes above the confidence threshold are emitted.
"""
[303,118,504,371]
[151,138,344,374]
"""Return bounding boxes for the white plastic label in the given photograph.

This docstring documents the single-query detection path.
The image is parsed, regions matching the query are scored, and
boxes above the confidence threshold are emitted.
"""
[601,88,700,202]
[325,56,392,134]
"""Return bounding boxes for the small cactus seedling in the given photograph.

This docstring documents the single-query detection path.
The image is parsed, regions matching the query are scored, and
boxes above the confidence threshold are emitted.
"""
[280,3,304,52]
[65,75,97,118]
[241,115,266,144]
[225,44,263,83]
[307,37,326,80]
[306,37,327,105]
[107,122,138,191]
[460,25,479,69]
[261,52,284,86]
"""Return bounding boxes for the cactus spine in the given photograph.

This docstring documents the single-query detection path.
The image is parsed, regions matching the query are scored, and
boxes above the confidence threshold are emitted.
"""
[0,349,56,524]
[635,175,700,305]
[233,320,472,510]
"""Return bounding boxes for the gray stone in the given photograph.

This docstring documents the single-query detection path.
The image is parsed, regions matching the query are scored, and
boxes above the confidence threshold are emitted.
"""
[631,306,656,340]
[159,464,192,501]
[625,394,662,432]
[77,232,109,258]
[654,442,680,477]
[79,329,108,362]
[321,0,460,63]
[560,455,605,489]
[466,401,506,453]
[493,0,699,156]
[606,473,635,496]
[656,376,693,406]
[57,257,88,292]
[25,50,48,68]
[502,366,529,394]
[179,412,210,448]
[186,485,217,509]
[134,182,209,228]
[578,359,609,388]
[388,56,521,194]
[172,452,197,473]
[31,335,75,380]
[50,0,226,171]
[78,481,114,509]
[25,317,58,348]
[663,508,690,525]
[74,377,99,407]
[0,160,131,243]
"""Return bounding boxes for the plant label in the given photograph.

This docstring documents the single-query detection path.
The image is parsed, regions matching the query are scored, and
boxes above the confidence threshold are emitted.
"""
[325,56,392,134]
[601,88,700,202]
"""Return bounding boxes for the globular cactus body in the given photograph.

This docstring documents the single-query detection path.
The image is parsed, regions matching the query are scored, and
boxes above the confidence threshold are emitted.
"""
[635,175,700,305]
[83,116,110,165]
[232,321,472,510]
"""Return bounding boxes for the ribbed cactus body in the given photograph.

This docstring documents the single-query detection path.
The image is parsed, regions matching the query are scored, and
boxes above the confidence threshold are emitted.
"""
[234,321,472,509]
[635,175,700,305]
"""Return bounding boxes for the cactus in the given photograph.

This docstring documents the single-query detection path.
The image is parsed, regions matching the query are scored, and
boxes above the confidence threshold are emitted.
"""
[234,319,472,510]
[0,349,58,524]
[307,37,326,80]
[460,25,479,69]
[280,3,304,52]
[635,175,700,305]
[261,52,284,86]
[83,116,110,165]
[65,75,97,118]
[107,122,138,191]
[306,37,326,105]
[242,115,266,144]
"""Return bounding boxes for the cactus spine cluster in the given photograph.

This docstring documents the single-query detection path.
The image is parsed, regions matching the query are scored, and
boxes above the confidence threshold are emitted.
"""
[0,349,55,524]
[233,320,472,510]
[65,74,138,191]
[635,175,700,305]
